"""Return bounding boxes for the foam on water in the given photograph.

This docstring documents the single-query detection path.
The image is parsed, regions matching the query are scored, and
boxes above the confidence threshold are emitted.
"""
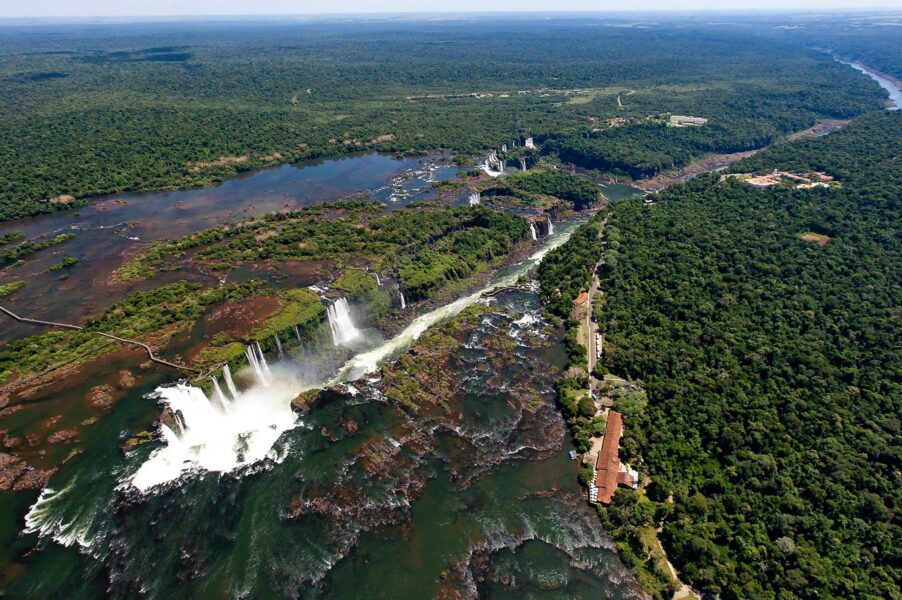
[129,368,305,492]
[122,219,579,491]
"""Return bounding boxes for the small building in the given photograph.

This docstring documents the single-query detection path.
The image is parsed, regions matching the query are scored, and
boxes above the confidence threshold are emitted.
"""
[573,292,590,308]
[669,115,708,126]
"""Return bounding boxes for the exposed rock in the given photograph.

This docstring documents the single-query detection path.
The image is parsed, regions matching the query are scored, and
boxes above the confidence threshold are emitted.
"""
[0,452,27,490]
[118,370,137,388]
[13,467,56,491]
[47,428,80,445]
[342,418,359,436]
[0,405,23,419]
[87,385,115,410]
[42,415,63,429]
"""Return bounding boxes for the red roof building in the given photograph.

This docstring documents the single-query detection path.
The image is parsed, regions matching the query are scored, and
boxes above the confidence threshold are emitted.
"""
[573,291,589,307]
[594,410,635,504]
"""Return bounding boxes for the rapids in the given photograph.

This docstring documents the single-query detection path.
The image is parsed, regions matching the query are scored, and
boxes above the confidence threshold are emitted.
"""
[12,219,644,599]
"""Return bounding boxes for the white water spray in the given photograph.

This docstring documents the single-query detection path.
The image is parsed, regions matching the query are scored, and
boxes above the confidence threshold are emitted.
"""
[129,375,302,491]
[120,221,578,492]
[327,298,361,346]
[331,222,576,383]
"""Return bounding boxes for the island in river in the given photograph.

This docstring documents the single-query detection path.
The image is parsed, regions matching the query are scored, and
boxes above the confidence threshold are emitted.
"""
[0,15,899,599]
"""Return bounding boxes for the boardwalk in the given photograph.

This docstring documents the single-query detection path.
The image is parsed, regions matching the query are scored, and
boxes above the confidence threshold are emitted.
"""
[0,305,199,375]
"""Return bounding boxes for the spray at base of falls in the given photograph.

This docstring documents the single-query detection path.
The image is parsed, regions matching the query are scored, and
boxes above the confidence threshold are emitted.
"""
[120,220,580,491]
[327,298,362,346]
[129,370,304,492]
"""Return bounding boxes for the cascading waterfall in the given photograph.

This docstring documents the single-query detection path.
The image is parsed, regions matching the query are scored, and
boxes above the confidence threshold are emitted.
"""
[374,272,381,286]
[520,157,527,171]
[210,376,230,411]
[245,344,270,386]
[547,217,554,235]
[501,143,508,152]
[222,364,239,400]
[121,219,579,492]
[529,222,538,241]
[525,137,535,149]
[274,334,283,356]
[294,325,303,344]
[398,287,407,310]
[469,192,481,206]
[327,298,362,346]
[256,342,272,379]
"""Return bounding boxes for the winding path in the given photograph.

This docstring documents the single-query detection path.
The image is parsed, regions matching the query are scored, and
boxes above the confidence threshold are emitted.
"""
[0,305,200,375]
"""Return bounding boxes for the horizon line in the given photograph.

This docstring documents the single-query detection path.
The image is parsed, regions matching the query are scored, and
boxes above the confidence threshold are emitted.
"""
[1,8,901,20]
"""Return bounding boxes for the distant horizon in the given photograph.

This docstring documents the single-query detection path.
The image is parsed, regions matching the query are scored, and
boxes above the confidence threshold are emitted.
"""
[1,10,901,25]
[1,2,900,20]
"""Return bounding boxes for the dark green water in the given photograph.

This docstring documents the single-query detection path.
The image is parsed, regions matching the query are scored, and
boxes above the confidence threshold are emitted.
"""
[4,288,643,599]
[598,183,646,202]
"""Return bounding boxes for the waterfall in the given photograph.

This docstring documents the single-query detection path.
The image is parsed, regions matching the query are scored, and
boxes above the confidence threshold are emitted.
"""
[210,376,230,411]
[501,143,508,152]
[398,288,407,310]
[469,192,481,206]
[124,219,582,491]
[274,334,283,356]
[256,342,272,379]
[525,137,535,149]
[327,298,361,346]
[294,325,302,344]
[547,217,554,235]
[245,344,271,386]
[529,222,538,241]
[375,273,381,286]
[222,364,239,400]
[498,160,504,174]
[520,157,527,171]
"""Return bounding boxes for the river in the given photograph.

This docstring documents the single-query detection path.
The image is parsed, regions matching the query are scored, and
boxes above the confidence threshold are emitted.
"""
[6,221,645,599]
[0,153,464,345]
[837,58,902,111]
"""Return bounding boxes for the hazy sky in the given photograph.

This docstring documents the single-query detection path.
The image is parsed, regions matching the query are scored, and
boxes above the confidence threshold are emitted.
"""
[2,0,900,18]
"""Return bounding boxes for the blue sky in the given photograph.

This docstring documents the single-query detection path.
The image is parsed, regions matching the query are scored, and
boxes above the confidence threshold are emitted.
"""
[2,0,900,18]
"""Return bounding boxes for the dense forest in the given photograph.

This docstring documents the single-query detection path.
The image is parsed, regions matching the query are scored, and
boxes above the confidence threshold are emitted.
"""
[591,112,900,598]
[0,17,890,221]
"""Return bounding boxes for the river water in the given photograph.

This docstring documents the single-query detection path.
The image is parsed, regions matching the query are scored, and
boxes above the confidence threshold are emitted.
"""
[838,59,902,111]
[0,153,463,344]
[6,221,644,599]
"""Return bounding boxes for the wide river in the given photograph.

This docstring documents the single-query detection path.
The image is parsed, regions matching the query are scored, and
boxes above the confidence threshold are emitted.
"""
[0,146,648,598]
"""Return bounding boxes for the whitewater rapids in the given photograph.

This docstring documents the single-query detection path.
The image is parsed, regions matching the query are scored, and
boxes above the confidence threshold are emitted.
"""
[128,220,580,491]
